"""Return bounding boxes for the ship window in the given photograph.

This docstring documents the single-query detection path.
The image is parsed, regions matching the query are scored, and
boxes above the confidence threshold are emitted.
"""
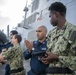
[31,0,39,12]
[23,13,36,27]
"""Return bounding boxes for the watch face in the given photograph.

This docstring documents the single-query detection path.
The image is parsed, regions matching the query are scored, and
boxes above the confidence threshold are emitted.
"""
[32,48,35,51]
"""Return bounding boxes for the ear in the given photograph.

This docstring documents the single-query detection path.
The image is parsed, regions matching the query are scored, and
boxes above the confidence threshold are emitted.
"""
[15,38,18,43]
[54,11,59,18]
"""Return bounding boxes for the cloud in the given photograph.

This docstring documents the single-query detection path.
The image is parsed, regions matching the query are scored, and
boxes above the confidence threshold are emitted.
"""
[0,0,32,33]
[0,16,10,29]
[0,0,26,31]
[0,0,7,5]
[0,16,10,34]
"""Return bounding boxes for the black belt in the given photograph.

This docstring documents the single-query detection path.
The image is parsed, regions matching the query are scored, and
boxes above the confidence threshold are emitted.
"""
[46,67,73,74]
[10,67,24,74]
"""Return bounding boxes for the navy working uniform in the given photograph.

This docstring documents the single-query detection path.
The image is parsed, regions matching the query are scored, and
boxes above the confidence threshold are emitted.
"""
[24,40,49,75]
[0,42,13,75]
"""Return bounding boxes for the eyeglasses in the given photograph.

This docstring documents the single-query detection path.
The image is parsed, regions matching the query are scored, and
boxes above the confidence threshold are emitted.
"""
[36,30,42,32]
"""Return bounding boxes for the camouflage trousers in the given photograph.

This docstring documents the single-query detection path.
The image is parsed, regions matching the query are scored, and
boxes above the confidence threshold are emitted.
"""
[10,70,25,75]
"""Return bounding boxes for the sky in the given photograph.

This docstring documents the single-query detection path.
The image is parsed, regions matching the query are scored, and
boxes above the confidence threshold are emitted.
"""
[0,0,31,33]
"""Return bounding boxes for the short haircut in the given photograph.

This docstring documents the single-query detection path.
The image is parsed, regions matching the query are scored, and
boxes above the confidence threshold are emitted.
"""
[38,25,47,32]
[10,30,18,35]
[14,34,22,43]
[49,2,66,16]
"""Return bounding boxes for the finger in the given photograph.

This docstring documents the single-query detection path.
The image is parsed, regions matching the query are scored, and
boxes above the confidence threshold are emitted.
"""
[30,41,33,45]
[46,52,50,55]
[42,60,49,64]
[25,40,30,45]
[25,40,29,43]
[40,57,47,61]
[44,62,49,64]
[30,42,33,47]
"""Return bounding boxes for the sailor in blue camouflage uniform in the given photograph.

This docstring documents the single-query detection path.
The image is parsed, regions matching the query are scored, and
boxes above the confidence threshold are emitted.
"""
[23,26,49,75]
[41,2,76,75]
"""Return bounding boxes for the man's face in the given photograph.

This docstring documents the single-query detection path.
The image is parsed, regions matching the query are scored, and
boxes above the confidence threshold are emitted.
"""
[36,27,46,40]
[49,11,58,26]
[11,35,17,44]
[9,32,13,40]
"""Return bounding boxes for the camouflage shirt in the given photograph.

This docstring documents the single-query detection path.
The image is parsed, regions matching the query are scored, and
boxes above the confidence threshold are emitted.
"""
[47,21,76,75]
[2,44,25,75]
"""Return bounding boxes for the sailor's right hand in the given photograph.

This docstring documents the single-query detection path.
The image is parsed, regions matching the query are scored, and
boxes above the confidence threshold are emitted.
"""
[24,40,33,52]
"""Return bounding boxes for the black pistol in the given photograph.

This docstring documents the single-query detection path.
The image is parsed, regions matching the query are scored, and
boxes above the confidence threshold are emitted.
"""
[32,51,46,57]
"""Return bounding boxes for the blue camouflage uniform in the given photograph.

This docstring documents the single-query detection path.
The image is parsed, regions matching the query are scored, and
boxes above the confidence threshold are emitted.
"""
[24,40,49,75]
